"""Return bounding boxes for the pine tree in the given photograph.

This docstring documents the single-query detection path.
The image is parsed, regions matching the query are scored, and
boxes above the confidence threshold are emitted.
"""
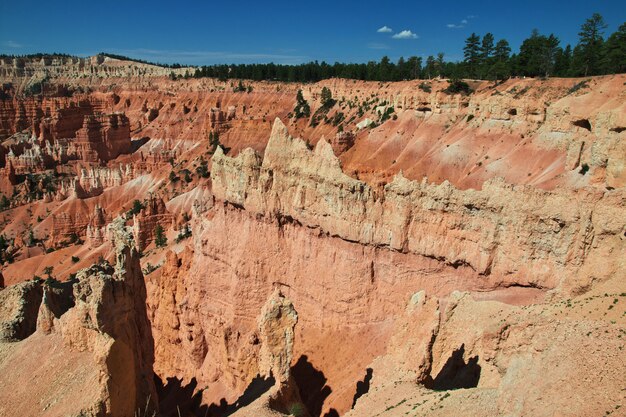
[320,87,334,107]
[481,33,495,61]
[436,53,445,77]
[294,90,310,118]
[540,35,561,77]
[554,45,572,76]
[407,56,422,79]
[602,22,626,74]
[463,33,481,78]
[518,30,560,77]
[425,56,436,79]
[154,224,167,248]
[494,39,511,62]
[576,13,608,76]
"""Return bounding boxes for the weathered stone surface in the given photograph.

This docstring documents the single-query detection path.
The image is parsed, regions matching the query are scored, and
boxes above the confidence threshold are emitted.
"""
[0,219,158,417]
[212,118,626,292]
[0,280,43,341]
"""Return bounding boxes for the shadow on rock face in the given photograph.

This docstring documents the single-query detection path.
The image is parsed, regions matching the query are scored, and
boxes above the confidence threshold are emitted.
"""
[323,409,339,417]
[156,374,275,417]
[351,367,373,408]
[130,136,150,153]
[425,344,481,390]
[291,355,332,417]
[155,376,206,417]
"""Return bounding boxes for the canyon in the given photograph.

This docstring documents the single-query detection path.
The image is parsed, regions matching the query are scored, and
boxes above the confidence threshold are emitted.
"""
[0,55,624,417]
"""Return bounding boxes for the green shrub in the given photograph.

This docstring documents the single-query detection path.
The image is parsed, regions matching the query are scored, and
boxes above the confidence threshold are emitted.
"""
[128,199,145,216]
[444,79,472,95]
[568,80,589,95]
[154,224,167,248]
[293,90,310,119]
[418,82,432,93]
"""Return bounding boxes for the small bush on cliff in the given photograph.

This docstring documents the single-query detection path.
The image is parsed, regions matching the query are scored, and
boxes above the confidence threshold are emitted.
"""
[196,158,210,178]
[154,224,167,248]
[175,224,192,243]
[287,403,307,417]
[209,130,222,153]
[380,106,395,123]
[443,79,473,95]
[142,262,160,275]
[128,199,145,216]
[293,90,311,119]
[43,266,54,279]
[24,78,46,96]
[321,87,336,108]
[418,82,432,93]
[233,80,253,93]
[233,80,246,92]
[0,234,13,264]
[71,256,80,263]
[180,169,193,183]
[0,195,9,211]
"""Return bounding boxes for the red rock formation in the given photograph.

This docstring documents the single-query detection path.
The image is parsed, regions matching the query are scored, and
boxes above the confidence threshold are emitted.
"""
[0,219,158,416]
[132,195,173,251]
[74,113,131,162]
[330,130,355,155]
[50,203,111,246]
[148,118,624,415]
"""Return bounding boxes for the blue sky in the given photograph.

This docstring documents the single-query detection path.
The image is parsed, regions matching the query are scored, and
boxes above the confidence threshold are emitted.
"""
[1,0,625,65]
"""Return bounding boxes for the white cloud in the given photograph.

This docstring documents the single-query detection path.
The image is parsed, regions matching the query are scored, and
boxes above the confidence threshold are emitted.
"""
[392,30,418,39]
[447,15,476,29]
[3,40,22,48]
[377,26,393,33]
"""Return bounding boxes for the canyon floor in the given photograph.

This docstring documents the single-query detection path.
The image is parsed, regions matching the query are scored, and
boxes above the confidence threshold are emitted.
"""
[0,55,624,417]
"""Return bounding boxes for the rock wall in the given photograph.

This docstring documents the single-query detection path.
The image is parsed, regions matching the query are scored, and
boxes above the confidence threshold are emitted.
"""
[74,113,131,162]
[211,118,625,292]
[147,118,624,414]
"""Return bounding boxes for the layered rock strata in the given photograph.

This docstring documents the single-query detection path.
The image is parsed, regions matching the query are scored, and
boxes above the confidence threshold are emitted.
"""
[148,118,624,414]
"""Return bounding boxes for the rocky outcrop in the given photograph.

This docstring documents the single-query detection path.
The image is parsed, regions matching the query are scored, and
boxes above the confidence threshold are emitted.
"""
[132,195,173,251]
[76,164,140,197]
[258,289,298,384]
[345,287,626,417]
[330,131,355,155]
[0,218,158,417]
[145,117,625,414]
[211,118,626,292]
[74,113,131,162]
[0,55,190,82]
[0,280,43,341]
[50,204,111,246]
